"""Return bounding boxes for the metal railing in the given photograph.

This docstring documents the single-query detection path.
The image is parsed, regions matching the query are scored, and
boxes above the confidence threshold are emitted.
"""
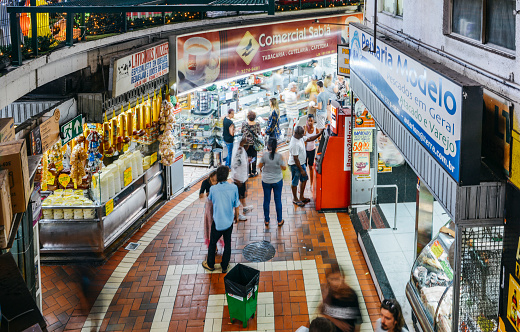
[368,184,398,231]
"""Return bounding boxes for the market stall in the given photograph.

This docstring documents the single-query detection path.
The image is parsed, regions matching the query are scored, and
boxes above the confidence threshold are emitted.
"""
[38,84,176,259]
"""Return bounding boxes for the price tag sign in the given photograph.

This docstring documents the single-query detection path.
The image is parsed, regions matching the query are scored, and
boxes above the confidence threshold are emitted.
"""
[430,240,444,258]
[150,152,157,165]
[106,199,114,215]
[47,173,55,185]
[352,129,373,152]
[58,174,71,188]
[55,160,64,172]
[124,167,132,186]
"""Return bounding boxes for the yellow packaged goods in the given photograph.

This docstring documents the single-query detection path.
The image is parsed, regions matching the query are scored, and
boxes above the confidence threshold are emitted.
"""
[0,170,12,248]
[0,140,30,213]
[74,189,84,196]
[54,208,64,219]
[54,189,64,196]
[0,118,15,143]
[64,189,74,196]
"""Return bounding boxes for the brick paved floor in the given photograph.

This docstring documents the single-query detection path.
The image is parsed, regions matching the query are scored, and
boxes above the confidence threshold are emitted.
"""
[41,164,383,332]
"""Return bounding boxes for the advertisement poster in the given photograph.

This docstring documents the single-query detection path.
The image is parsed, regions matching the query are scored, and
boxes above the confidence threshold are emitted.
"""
[353,152,370,175]
[112,42,169,98]
[337,45,350,77]
[353,128,372,152]
[378,156,392,173]
[350,25,463,182]
[354,100,376,128]
[508,274,520,331]
[176,13,363,94]
[344,116,352,171]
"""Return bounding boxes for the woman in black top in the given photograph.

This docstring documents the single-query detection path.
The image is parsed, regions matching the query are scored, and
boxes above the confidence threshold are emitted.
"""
[241,111,261,177]
[199,171,218,198]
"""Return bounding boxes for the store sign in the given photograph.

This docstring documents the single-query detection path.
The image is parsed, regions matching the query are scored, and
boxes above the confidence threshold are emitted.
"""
[353,152,370,175]
[353,129,372,152]
[31,108,60,155]
[105,199,114,216]
[61,115,83,145]
[482,90,511,176]
[150,152,157,165]
[344,116,352,171]
[176,13,363,94]
[350,25,464,182]
[112,42,169,98]
[124,168,132,186]
[337,45,350,77]
[330,103,338,130]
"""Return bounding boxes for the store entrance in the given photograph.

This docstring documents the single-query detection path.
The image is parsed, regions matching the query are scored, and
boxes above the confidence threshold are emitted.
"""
[350,98,452,328]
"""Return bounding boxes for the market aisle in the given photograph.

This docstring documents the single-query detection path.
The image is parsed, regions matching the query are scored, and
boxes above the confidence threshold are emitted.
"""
[41,172,383,332]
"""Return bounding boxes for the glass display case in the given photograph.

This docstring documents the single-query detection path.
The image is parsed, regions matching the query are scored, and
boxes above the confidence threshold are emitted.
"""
[407,232,455,332]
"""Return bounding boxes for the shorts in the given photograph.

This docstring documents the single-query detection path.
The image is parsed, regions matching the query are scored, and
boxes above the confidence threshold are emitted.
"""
[306,149,316,167]
[235,180,247,199]
[316,112,326,129]
[290,164,308,187]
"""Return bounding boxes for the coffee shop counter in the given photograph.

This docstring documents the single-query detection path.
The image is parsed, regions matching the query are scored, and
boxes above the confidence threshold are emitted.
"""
[39,162,164,260]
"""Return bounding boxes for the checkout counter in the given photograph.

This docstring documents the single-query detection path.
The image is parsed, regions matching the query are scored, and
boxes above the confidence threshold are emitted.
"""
[313,101,351,211]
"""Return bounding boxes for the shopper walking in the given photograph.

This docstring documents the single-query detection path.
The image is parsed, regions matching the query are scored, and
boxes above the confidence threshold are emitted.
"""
[271,67,284,96]
[265,98,281,140]
[202,166,240,274]
[375,299,407,332]
[241,111,261,177]
[223,109,235,167]
[319,263,362,332]
[289,126,322,207]
[199,171,225,250]
[334,75,349,106]
[231,137,253,220]
[304,114,320,186]
[316,81,330,130]
[258,137,286,227]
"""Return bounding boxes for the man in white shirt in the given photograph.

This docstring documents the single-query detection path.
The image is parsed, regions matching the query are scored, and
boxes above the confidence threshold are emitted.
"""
[311,59,325,80]
[282,82,299,139]
[231,138,253,221]
[288,126,322,206]
[271,68,284,96]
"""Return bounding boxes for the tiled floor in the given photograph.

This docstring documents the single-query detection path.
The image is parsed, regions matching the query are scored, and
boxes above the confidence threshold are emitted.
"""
[41,164,385,332]
[367,201,451,329]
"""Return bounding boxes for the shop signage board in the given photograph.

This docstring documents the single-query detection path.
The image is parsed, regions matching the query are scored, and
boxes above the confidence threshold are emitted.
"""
[352,129,372,152]
[176,13,363,94]
[61,115,83,145]
[349,24,487,184]
[112,42,169,98]
[344,116,352,171]
[337,45,350,77]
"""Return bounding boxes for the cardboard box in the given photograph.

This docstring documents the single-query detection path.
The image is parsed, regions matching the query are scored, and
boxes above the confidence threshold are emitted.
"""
[0,170,11,249]
[0,118,15,143]
[0,140,30,214]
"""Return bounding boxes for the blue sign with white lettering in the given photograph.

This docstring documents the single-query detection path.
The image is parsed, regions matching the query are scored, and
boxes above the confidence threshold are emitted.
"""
[350,25,463,182]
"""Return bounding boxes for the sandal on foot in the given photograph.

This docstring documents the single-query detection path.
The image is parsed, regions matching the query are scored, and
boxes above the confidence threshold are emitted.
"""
[265,221,269,227]
[293,200,305,207]
[301,198,311,204]
[278,220,285,227]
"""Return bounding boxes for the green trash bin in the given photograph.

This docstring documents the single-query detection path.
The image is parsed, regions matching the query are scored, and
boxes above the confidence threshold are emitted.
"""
[224,263,260,328]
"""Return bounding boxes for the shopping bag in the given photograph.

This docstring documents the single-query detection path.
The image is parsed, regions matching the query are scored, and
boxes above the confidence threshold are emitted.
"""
[282,166,291,181]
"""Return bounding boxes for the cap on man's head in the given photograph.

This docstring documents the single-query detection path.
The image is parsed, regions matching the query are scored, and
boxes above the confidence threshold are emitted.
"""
[311,59,318,64]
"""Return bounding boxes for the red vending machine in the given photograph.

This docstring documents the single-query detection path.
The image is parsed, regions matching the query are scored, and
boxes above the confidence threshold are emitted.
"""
[312,101,351,211]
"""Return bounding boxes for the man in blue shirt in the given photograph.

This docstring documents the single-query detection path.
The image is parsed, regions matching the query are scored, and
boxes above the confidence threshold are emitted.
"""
[202,165,240,273]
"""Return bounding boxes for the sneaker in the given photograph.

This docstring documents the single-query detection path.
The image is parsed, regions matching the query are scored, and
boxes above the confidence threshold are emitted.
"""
[243,206,254,214]
[238,214,247,221]
[202,261,215,271]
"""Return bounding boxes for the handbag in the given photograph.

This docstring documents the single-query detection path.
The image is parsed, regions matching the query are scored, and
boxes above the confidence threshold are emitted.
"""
[247,124,265,151]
